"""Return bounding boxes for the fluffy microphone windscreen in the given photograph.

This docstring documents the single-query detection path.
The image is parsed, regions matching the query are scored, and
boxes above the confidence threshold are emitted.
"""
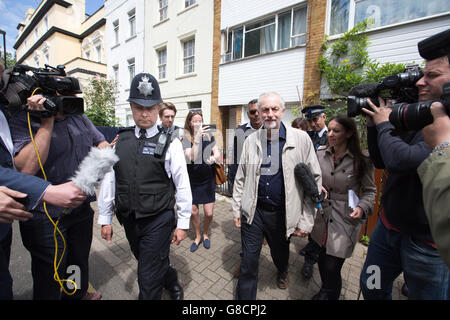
[71,146,119,195]
[348,82,380,97]
[294,163,319,199]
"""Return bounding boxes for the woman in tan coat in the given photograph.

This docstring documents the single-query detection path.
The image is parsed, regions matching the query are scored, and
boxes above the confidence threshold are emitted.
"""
[310,115,376,300]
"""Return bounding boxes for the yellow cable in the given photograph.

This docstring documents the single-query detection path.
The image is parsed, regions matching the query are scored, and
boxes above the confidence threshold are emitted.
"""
[26,95,77,295]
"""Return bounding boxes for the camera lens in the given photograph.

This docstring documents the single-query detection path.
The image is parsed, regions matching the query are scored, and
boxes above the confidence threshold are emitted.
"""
[389,101,434,131]
[347,96,378,117]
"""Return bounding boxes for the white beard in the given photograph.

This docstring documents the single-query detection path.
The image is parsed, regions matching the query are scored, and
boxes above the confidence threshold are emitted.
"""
[264,119,278,129]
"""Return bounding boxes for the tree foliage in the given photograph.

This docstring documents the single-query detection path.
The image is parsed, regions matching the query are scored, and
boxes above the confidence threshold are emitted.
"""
[1,51,16,69]
[83,76,120,127]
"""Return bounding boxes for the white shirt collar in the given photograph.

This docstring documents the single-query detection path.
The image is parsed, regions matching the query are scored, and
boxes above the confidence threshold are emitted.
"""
[246,122,260,130]
[317,127,327,138]
[134,123,159,139]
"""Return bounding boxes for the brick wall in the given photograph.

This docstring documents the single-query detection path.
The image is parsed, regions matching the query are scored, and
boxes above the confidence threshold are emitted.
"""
[302,0,327,106]
[210,0,223,148]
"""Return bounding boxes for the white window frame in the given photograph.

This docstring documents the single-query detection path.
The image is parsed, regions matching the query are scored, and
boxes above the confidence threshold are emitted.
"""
[157,47,167,80]
[112,65,119,82]
[44,15,48,32]
[128,58,136,85]
[224,5,307,62]
[159,0,168,21]
[185,0,196,8]
[327,0,450,36]
[128,9,136,37]
[43,47,49,65]
[95,43,102,62]
[182,38,195,74]
[113,20,119,45]
[34,54,39,67]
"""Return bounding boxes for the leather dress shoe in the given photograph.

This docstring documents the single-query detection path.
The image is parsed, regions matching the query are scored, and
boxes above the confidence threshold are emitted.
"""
[276,271,289,289]
[167,282,184,300]
[301,261,314,279]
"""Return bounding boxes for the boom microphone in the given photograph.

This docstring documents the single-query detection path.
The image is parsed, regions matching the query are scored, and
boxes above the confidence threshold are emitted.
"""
[294,163,324,213]
[348,82,380,97]
[70,146,119,195]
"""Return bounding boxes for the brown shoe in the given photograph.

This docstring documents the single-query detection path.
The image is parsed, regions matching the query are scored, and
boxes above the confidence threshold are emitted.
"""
[277,271,289,289]
[81,291,102,300]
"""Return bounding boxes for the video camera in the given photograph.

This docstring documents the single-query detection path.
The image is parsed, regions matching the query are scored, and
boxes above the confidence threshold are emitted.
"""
[388,28,450,131]
[1,63,84,118]
[347,64,422,117]
[347,28,450,131]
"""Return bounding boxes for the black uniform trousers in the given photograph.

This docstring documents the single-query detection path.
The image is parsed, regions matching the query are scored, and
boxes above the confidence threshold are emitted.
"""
[121,209,177,300]
[235,204,290,300]
[19,203,94,300]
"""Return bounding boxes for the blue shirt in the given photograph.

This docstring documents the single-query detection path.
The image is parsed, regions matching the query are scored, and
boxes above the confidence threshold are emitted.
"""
[9,111,105,217]
[257,123,286,207]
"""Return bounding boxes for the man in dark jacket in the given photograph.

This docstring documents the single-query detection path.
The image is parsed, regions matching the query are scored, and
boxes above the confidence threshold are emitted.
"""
[359,52,450,299]
[228,99,262,185]
[0,62,86,300]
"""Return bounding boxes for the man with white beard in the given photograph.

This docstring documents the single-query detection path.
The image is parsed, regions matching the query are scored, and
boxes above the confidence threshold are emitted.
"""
[231,92,322,299]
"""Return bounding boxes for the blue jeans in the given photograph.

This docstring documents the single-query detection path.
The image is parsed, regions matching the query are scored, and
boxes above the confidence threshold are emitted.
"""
[360,219,449,300]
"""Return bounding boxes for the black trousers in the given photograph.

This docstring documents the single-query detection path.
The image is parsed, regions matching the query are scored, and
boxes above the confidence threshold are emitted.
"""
[20,203,94,300]
[121,209,177,300]
[301,235,321,264]
[235,205,290,300]
[317,248,345,300]
[0,228,12,300]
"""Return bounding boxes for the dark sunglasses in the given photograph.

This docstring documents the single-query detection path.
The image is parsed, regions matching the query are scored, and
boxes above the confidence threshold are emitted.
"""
[248,109,258,115]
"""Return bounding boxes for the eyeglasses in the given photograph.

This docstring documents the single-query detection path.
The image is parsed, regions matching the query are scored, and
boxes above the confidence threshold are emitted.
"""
[189,109,202,114]
[248,109,258,115]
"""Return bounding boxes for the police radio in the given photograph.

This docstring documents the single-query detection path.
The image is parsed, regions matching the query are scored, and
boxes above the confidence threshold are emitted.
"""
[154,132,170,157]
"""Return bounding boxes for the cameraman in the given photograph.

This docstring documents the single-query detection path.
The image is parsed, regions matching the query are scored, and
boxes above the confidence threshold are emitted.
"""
[8,91,108,300]
[359,53,450,300]
[418,101,450,268]
[0,62,87,300]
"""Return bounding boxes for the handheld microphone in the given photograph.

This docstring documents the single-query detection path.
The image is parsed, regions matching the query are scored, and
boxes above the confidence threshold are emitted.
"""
[70,146,119,196]
[294,163,324,214]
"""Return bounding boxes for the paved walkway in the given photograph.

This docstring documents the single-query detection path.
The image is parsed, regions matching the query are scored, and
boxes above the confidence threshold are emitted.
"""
[88,194,406,300]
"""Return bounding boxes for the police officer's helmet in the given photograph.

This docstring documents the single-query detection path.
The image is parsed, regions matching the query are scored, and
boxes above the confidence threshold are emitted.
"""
[301,105,326,119]
[127,73,162,107]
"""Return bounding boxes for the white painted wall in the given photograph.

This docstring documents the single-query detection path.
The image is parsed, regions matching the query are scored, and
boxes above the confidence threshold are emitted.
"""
[144,0,215,125]
[219,48,305,106]
[105,0,145,126]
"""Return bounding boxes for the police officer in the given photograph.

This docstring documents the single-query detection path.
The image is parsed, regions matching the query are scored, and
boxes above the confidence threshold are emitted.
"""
[98,73,192,300]
[299,104,328,279]
[301,105,328,150]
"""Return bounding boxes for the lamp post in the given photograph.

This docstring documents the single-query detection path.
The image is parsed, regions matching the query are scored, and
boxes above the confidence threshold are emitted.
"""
[0,29,6,68]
